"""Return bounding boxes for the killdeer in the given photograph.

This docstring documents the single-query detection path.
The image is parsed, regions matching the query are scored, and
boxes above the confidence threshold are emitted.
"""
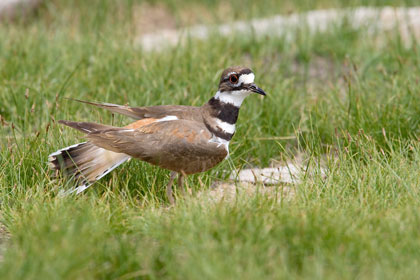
[49,66,266,203]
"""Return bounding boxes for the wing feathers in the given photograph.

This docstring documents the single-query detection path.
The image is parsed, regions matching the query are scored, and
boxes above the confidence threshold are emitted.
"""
[68,98,146,119]
[57,117,227,174]
[59,120,115,134]
[67,98,201,121]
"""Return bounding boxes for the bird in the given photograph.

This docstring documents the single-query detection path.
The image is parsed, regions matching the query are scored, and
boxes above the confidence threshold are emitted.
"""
[48,66,266,203]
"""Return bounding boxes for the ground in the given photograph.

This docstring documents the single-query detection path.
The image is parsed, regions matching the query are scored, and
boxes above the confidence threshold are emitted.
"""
[1,0,420,279]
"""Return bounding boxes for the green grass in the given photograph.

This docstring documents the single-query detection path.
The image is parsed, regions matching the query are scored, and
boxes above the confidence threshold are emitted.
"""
[1,0,420,279]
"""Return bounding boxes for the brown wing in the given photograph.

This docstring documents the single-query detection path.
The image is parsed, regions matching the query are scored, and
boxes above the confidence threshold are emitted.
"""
[58,120,115,134]
[86,120,228,174]
[70,99,202,121]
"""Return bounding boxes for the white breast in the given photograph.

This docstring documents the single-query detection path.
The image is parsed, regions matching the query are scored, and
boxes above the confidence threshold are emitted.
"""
[215,118,236,134]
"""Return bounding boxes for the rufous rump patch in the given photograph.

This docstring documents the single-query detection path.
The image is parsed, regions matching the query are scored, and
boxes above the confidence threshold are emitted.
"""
[125,118,158,129]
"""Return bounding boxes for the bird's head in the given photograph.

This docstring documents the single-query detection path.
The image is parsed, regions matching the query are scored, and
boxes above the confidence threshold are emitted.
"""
[216,66,266,107]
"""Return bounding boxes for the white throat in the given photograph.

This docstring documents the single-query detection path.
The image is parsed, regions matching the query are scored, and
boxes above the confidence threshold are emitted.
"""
[214,90,251,107]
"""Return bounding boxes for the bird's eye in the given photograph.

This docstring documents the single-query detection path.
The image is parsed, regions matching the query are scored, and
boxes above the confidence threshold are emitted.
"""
[229,74,238,84]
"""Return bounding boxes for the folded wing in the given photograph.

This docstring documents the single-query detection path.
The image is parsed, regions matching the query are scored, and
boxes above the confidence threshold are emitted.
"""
[60,119,228,174]
[70,98,201,121]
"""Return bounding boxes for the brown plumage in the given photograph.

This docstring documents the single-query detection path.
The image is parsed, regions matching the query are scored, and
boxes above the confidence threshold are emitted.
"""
[49,66,266,203]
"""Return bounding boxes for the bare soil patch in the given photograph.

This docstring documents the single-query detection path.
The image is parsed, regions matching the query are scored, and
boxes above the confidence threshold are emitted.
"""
[133,2,177,35]
[136,7,420,51]
[197,181,295,204]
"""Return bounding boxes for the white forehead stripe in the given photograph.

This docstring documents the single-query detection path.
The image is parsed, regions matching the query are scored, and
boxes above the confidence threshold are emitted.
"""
[239,73,255,85]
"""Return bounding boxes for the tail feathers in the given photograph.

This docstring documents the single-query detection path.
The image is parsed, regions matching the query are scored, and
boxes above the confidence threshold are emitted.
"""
[48,142,130,194]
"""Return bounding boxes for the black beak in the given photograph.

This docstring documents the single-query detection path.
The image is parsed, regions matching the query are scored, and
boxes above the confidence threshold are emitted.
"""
[248,84,267,96]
